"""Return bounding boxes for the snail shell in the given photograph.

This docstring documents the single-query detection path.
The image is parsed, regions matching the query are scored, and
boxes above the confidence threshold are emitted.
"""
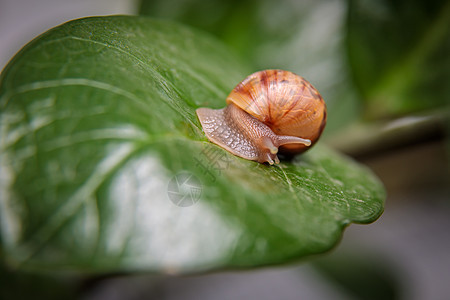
[196,69,326,164]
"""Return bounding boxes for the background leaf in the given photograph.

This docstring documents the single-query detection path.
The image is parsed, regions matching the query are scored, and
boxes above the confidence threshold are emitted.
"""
[347,0,450,118]
[0,16,384,274]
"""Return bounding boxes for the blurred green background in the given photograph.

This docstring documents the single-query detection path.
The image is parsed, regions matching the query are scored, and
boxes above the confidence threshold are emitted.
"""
[1,0,449,299]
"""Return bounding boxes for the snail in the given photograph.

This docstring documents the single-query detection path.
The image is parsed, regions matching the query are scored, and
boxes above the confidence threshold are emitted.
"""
[196,69,326,165]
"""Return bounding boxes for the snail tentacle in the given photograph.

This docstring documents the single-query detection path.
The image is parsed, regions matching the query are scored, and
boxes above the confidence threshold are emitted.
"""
[266,154,275,165]
[276,135,311,147]
[261,137,278,154]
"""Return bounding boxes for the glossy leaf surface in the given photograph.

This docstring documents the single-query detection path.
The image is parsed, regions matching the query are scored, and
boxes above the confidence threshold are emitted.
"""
[0,16,384,273]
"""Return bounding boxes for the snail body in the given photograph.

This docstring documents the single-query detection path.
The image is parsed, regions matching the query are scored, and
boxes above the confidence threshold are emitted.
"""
[196,70,326,164]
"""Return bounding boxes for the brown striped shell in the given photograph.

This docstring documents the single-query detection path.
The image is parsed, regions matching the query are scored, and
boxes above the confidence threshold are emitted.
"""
[226,69,327,154]
[196,69,326,164]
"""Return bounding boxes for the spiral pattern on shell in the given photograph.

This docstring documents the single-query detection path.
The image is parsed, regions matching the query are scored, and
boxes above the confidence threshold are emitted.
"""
[226,69,327,154]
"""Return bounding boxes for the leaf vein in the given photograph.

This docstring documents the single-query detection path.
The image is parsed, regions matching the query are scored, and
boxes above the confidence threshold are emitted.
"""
[13,142,138,265]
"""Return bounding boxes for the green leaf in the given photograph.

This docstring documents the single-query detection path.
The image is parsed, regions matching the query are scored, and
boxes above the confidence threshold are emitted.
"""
[0,16,385,274]
[347,0,450,118]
